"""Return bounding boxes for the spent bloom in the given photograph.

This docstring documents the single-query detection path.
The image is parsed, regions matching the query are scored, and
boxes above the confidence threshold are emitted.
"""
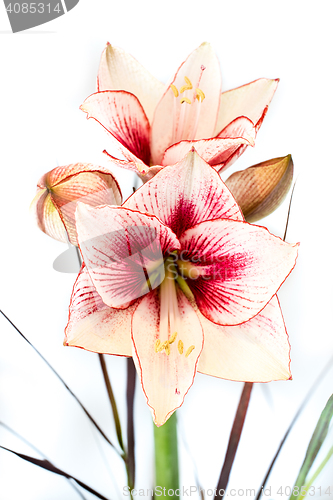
[65,150,298,426]
[30,163,122,245]
[80,42,278,180]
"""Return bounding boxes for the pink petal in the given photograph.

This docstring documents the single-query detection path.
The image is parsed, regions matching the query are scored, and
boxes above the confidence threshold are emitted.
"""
[81,91,151,165]
[124,149,243,239]
[97,43,165,124]
[197,296,291,381]
[76,203,181,309]
[51,169,122,246]
[215,116,257,172]
[30,188,68,243]
[214,78,279,135]
[65,265,133,355]
[103,150,163,183]
[40,163,122,193]
[132,288,204,426]
[151,42,222,164]
[179,219,299,325]
[161,137,252,168]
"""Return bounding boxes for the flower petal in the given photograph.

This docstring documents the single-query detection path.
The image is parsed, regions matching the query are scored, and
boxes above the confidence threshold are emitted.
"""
[81,91,151,165]
[161,136,252,168]
[151,42,222,164]
[197,296,291,381]
[103,150,163,183]
[65,265,133,355]
[76,203,181,308]
[225,155,294,222]
[97,43,165,124]
[131,288,204,426]
[215,116,257,172]
[214,78,279,135]
[179,219,299,325]
[50,168,122,246]
[39,162,122,193]
[30,188,68,243]
[124,149,243,239]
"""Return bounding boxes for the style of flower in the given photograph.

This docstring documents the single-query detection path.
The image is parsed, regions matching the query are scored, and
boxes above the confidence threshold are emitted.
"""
[30,163,122,245]
[80,42,278,180]
[65,150,299,426]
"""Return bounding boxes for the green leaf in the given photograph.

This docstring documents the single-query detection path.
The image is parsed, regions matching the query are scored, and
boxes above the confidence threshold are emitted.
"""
[290,393,333,500]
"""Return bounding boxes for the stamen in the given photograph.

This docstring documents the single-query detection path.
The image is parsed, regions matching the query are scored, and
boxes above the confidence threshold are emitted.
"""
[155,339,161,352]
[169,331,177,344]
[180,97,191,105]
[178,340,184,355]
[185,345,195,358]
[170,84,179,98]
[195,88,205,102]
[163,341,171,356]
[180,76,193,94]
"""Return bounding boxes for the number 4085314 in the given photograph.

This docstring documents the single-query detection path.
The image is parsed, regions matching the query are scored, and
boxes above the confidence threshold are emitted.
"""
[6,3,62,14]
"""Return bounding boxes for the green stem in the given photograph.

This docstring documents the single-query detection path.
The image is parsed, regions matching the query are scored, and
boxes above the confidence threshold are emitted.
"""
[154,412,179,498]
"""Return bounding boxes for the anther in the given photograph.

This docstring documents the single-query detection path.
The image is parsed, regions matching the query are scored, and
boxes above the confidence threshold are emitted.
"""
[180,76,193,94]
[180,97,191,105]
[185,345,195,358]
[154,339,161,353]
[195,88,205,102]
[170,84,179,98]
[169,331,177,344]
[178,340,184,355]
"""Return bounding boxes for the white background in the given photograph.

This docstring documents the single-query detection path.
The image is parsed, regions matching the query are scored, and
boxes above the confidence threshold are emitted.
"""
[0,1,333,499]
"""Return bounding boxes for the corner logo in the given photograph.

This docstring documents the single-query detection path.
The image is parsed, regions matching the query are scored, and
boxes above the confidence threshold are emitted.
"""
[3,0,79,33]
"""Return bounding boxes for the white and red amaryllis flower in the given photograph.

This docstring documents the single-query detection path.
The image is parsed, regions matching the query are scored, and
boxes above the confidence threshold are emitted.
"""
[30,163,122,245]
[80,42,278,180]
[65,150,298,426]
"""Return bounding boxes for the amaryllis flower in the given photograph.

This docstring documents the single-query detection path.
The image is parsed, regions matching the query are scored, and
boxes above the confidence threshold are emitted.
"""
[65,150,298,426]
[80,42,278,180]
[30,163,122,245]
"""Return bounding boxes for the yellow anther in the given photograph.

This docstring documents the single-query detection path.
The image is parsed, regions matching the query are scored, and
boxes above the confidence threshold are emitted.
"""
[180,76,193,94]
[170,84,179,98]
[180,97,191,105]
[169,331,177,344]
[164,343,170,356]
[184,76,193,88]
[154,339,161,353]
[178,340,184,355]
[185,345,195,358]
[196,88,205,102]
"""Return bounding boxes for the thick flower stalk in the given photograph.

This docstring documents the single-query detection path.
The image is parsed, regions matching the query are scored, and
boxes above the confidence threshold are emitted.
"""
[80,42,278,180]
[65,150,298,426]
[30,163,122,245]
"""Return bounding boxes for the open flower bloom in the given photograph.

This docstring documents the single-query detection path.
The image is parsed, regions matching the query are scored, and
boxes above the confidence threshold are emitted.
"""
[80,42,278,180]
[65,150,298,426]
[30,163,122,245]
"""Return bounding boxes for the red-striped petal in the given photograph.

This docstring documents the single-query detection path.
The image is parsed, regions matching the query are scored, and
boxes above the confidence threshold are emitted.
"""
[197,296,291,381]
[124,149,243,239]
[76,204,180,309]
[132,288,203,426]
[81,91,151,165]
[179,219,299,325]
[65,265,133,355]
